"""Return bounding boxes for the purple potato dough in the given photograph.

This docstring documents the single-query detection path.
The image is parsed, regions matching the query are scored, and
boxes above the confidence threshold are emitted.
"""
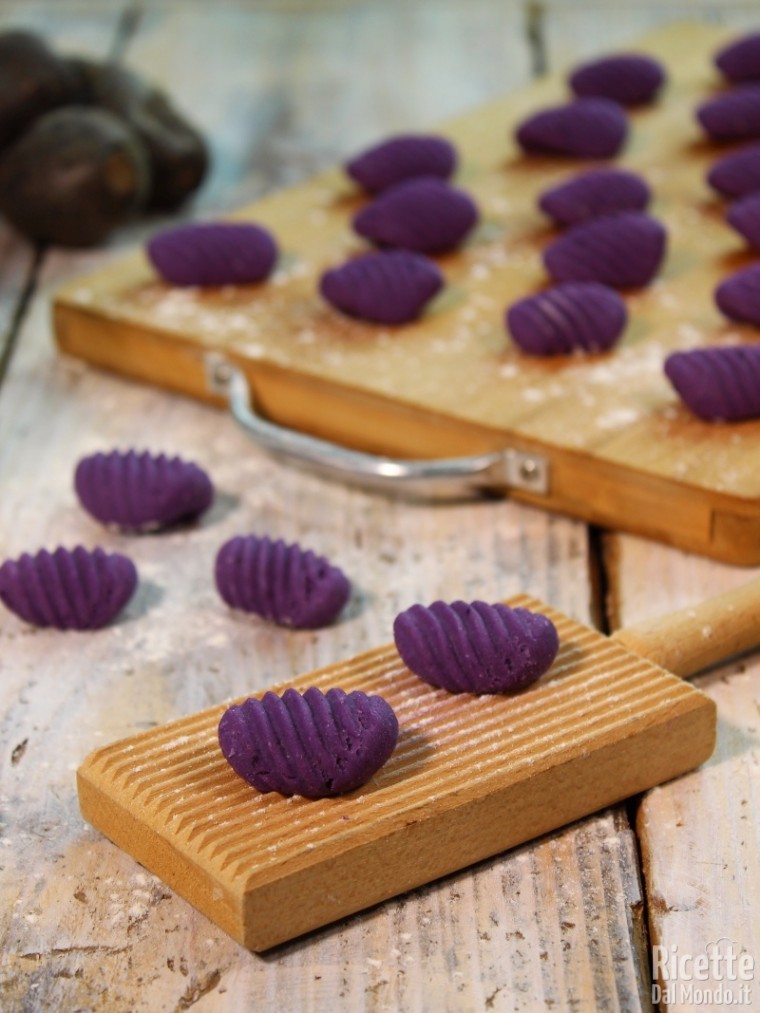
[218,687,399,797]
[515,97,628,159]
[569,53,666,106]
[506,282,627,356]
[319,249,443,325]
[715,32,760,83]
[726,191,760,249]
[664,346,760,422]
[346,133,457,193]
[74,449,213,530]
[0,545,137,630]
[543,211,666,289]
[697,86,760,142]
[708,142,760,198]
[353,176,478,254]
[393,600,559,694]
[215,535,350,629]
[147,221,278,287]
[715,262,760,325]
[538,167,651,226]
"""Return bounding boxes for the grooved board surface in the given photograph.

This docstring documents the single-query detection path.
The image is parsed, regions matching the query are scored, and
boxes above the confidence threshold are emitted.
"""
[77,597,716,951]
[53,22,760,564]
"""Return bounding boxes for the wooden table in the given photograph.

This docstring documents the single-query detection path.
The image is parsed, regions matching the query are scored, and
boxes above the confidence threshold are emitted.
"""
[1,2,758,1010]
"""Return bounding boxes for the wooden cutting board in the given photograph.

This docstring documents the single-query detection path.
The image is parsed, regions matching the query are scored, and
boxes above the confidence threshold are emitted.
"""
[53,22,760,564]
[77,594,719,952]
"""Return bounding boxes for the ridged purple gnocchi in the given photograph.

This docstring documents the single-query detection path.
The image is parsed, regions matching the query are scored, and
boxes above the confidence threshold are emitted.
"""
[345,134,457,194]
[538,167,651,226]
[697,86,760,143]
[0,545,137,630]
[707,142,760,198]
[543,211,666,288]
[353,177,478,254]
[215,534,350,629]
[515,97,628,159]
[74,449,213,530]
[569,53,666,106]
[506,282,627,356]
[218,687,399,798]
[147,221,278,287]
[664,346,760,422]
[725,191,760,249]
[393,600,559,694]
[319,250,443,325]
[715,32,760,83]
[715,263,760,325]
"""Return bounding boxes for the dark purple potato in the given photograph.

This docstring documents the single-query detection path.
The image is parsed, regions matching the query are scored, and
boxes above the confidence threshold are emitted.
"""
[506,282,627,355]
[726,191,760,249]
[393,600,559,694]
[715,32,760,83]
[515,98,628,159]
[569,53,666,106]
[715,263,760,325]
[346,134,456,193]
[215,535,350,629]
[218,687,399,798]
[320,250,443,325]
[543,211,666,289]
[0,30,82,151]
[353,177,478,254]
[697,86,760,142]
[0,546,137,630]
[74,449,213,530]
[147,222,278,286]
[538,167,651,226]
[0,107,149,247]
[664,346,760,422]
[708,142,760,198]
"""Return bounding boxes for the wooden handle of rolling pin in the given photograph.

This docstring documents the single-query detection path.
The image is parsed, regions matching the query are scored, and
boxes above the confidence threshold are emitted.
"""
[610,575,760,678]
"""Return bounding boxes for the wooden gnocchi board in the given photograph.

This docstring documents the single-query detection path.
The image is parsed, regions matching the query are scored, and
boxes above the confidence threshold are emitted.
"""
[77,596,716,951]
[54,22,760,564]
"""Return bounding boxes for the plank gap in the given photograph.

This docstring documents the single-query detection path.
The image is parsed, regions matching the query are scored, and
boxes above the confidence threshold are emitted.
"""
[0,244,44,392]
[524,0,548,77]
[587,524,612,636]
[108,0,145,63]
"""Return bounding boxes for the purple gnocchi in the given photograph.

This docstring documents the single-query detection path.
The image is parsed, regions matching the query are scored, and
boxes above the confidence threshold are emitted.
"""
[319,250,443,325]
[715,32,760,83]
[147,221,278,287]
[393,600,559,695]
[218,687,399,798]
[215,534,350,629]
[697,86,760,143]
[664,346,760,422]
[538,167,651,226]
[715,263,760,325]
[726,191,760,249]
[543,211,666,289]
[75,449,213,531]
[353,177,478,254]
[515,97,628,159]
[345,134,457,194]
[569,53,666,106]
[0,545,137,630]
[707,142,760,198]
[506,282,627,356]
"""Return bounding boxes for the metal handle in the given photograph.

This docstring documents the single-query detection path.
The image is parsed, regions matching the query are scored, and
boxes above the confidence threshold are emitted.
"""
[205,354,550,501]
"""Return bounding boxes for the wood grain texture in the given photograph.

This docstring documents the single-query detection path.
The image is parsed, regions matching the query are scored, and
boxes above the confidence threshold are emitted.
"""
[53,22,760,563]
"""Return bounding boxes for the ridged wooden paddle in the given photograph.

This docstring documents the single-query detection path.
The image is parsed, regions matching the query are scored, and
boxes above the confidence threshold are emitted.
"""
[78,583,759,951]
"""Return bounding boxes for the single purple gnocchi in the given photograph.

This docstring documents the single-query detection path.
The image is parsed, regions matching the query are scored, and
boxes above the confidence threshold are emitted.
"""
[715,263,760,325]
[319,250,443,325]
[393,600,559,694]
[515,97,628,159]
[506,282,627,356]
[218,687,399,798]
[725,191,760,249]
[538,168,651,227]
[697,86,760,143]
[569,53,666,106]
[353,177,478,254]
[664,346,760,422]
[147,221,278,287]
[74,449,213,530]
[345,133,457,194]
[543,211,666,289]
[0,545,137,630]
[715,32,760,83]
[707,143,760,198]
[215,534,350,629]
